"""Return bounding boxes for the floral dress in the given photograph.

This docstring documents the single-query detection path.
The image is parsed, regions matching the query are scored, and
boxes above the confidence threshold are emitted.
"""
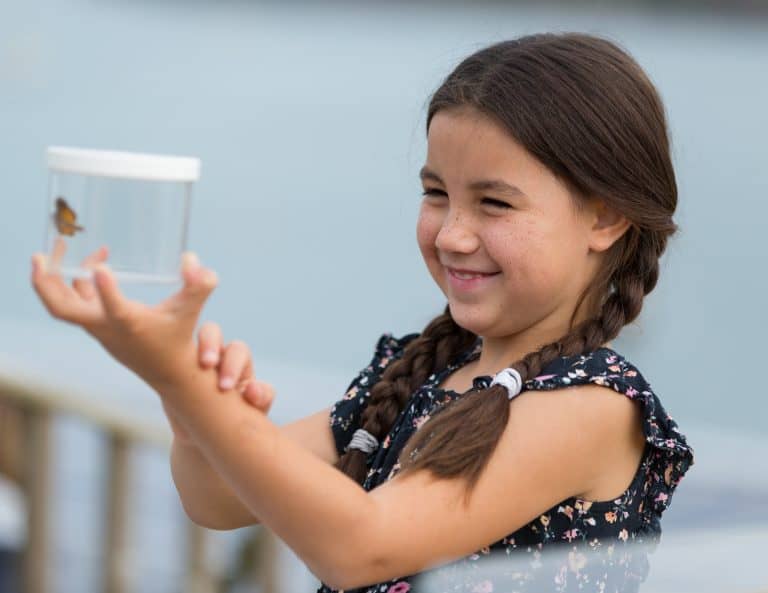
[318,333,694,593]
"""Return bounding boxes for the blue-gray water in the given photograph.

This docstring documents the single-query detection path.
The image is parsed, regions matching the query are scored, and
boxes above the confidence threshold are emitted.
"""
[1,2,767,592]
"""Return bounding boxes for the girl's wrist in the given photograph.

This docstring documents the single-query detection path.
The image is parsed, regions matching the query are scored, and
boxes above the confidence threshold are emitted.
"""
[145,340,200,394]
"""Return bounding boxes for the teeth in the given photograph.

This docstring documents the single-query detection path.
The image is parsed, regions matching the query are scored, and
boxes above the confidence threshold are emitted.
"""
[453,271,485,279]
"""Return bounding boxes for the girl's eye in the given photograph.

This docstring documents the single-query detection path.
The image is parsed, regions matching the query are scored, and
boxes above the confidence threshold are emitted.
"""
[421,188,446,198]
[421,189,511,210]
[482,197,512,209]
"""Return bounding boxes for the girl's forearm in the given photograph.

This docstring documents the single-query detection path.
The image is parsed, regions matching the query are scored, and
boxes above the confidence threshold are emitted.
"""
[153,360,378,587]
[170,438,261,529]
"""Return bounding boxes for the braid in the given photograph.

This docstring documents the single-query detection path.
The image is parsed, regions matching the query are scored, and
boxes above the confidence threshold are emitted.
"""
[335,306,476,484]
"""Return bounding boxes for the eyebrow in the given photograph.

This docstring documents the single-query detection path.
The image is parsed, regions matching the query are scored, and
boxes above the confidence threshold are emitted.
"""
[419,166,525,197]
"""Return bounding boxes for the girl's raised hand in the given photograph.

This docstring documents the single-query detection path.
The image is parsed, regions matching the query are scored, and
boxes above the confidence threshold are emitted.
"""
[30,239,217,391]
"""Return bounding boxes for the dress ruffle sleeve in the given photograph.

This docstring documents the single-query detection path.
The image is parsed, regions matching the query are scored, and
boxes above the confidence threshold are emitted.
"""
[525,348,695,526]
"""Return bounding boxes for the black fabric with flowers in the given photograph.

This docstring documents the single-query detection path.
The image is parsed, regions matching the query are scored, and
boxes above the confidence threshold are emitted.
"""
[318,333,694,593]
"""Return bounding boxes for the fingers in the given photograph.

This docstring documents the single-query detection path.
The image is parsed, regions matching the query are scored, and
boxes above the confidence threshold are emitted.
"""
[197,321,223,368]
[51,236,67,268]
[217,340,252,391]
[31,253,97,324]
[92,262,134,324]
[242,380,275,412]
[72,246,109,301]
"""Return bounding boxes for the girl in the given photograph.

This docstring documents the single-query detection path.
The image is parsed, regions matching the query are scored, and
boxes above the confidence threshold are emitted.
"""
[31,32,694,593]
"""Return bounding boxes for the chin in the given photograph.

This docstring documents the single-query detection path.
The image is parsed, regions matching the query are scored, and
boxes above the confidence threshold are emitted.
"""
[446,302,495,336]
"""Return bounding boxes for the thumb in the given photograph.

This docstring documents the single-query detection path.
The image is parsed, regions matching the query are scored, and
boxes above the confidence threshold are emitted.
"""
[162,252,218,317]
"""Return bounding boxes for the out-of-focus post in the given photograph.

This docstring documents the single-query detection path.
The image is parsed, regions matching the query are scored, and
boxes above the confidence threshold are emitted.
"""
[21,404,52,593]
[185,521,216,593]
[105,433,131,593]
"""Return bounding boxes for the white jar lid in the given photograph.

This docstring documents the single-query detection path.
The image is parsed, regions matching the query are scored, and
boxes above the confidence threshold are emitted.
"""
[46,146,201,182]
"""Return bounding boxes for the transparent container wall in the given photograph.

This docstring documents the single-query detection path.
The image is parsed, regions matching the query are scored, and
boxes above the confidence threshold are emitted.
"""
[44,172,192,284]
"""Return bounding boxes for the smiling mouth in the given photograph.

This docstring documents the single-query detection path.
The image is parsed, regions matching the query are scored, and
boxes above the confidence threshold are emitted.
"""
[446,267,501,280]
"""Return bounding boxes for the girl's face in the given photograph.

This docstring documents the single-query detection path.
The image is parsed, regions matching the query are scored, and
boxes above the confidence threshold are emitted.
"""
[417,107,606,342]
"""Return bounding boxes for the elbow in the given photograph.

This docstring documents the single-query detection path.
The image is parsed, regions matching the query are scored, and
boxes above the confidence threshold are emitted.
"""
[180,501,255,531]
[315,549,391,591]
[179,502,222,530]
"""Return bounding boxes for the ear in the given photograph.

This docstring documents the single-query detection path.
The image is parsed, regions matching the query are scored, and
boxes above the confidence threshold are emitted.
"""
[586,199,632,253]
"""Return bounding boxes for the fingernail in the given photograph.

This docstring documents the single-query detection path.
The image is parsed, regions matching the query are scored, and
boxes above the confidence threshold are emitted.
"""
[94,263,110,285]
[183,252,200,268]
[219,376,234,390]
[202,350,218,365]
[32,254,46,273]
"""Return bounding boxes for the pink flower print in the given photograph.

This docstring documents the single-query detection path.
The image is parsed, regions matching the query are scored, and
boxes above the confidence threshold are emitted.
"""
[654,492,669,503]
[625,386,638,398]
[604,511,617,524]
[608,364,621,372]
[618,528,629,542]
[383,435,391,449]
[563,528,579,542]
[413,414,430,430]
[605,355,618,364]
[625,369,637,377]
[388,582,411,593]
[533,374,556,381]
[344,386,359,400]
[471,580,493,593]
[379,357,390,368]
[558,504,574,520]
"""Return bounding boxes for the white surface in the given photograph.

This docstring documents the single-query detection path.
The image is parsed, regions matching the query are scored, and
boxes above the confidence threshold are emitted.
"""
[47,146,201,182]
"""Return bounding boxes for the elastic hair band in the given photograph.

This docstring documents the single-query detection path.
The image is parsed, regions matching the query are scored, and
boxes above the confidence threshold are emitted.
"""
[347,428,379,454]
[490,368,524,400]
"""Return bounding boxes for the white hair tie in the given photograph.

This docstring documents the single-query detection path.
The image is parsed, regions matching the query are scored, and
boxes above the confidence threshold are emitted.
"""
[347,428,379,454]
[490,368,524,400]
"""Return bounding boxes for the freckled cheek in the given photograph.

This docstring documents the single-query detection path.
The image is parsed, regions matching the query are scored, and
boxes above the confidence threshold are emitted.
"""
[416,211,446,285]
[483,226,531,268]
[484,227,549,286]
[416,211,440,256]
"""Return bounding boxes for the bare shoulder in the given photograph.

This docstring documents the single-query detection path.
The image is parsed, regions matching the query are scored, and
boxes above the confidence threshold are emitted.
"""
[510,383,647,501]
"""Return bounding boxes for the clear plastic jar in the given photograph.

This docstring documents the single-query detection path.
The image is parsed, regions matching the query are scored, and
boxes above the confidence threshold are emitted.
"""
[45,146,200,284]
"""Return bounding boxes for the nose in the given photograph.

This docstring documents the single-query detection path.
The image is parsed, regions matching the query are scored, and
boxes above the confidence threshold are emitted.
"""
[435,209,480,254]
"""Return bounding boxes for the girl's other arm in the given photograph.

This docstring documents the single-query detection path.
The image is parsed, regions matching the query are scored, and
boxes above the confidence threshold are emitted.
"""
[167,322,340,529]
[169,403,338,529]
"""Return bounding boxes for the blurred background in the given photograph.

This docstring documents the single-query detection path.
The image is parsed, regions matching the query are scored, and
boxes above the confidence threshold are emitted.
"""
[1,1,767,592]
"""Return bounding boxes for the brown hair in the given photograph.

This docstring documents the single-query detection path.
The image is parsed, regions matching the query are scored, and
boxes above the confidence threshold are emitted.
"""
[335,33,677,502]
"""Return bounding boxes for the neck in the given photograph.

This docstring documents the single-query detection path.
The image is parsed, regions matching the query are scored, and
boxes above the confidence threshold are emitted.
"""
[471,304,608,377]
